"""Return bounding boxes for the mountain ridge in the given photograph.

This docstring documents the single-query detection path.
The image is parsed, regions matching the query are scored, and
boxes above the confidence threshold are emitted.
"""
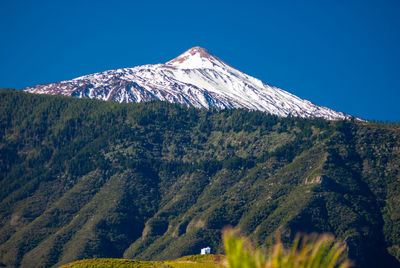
[0,89,398,268]
[24,47,352,120]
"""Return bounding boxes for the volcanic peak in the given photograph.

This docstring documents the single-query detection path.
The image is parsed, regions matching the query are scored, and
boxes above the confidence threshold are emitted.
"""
[24,46,352,120]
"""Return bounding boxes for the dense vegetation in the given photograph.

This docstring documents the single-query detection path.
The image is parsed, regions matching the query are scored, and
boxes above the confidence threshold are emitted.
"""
[0,89,399,267]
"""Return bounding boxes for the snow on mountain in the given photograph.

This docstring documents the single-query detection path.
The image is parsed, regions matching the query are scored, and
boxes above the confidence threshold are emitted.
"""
[24,47,350,120]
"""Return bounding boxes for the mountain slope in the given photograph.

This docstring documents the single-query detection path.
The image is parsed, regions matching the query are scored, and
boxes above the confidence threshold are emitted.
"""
[25,47,350,120]
[0,89,398,268]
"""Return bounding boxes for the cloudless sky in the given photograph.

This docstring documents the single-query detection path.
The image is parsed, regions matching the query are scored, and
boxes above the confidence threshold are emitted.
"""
[1,0,399,121]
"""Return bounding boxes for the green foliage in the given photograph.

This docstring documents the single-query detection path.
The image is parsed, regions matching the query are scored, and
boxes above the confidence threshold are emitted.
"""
[223,228,351,268]
[0,89,399,268]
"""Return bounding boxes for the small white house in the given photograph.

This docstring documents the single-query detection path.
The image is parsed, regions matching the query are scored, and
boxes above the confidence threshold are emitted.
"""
[201,247,211,255]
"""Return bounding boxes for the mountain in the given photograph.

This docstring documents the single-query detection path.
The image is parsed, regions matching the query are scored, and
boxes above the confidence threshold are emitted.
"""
[25,47,350,120]
[0,89,399,268]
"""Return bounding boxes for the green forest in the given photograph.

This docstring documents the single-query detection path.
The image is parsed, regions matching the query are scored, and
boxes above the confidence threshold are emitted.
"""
[0,89,399,267]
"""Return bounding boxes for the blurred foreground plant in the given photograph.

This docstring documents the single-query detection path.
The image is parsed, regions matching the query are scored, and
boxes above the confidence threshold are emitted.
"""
[223,228,351,268]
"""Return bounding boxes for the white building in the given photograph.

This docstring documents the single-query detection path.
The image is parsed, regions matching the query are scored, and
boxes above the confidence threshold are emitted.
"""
[201,247,211,255]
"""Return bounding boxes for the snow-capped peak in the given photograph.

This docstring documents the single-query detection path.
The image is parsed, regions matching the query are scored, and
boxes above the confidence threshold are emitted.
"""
[24,47,353,120]
[166,46,228,70]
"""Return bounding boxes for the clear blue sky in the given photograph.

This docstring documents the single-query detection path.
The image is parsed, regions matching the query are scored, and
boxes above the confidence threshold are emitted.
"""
[1,0,399,121]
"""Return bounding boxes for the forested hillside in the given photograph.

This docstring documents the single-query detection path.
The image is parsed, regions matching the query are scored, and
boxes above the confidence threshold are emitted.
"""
[0,89,399,267]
